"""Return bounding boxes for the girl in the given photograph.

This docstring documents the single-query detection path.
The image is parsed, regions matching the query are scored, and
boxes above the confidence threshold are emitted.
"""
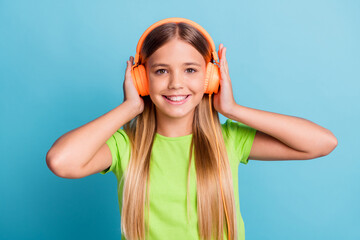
[46,18,338,240]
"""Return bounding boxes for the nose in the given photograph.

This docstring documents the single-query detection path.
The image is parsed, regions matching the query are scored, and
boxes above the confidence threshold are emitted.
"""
[168,71,184,90]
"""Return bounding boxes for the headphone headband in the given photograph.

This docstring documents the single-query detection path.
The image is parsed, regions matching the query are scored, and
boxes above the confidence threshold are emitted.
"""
[134,17,219,65]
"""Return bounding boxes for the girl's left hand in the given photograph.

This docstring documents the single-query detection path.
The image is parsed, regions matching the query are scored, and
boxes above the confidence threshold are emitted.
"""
[213,44,237,117]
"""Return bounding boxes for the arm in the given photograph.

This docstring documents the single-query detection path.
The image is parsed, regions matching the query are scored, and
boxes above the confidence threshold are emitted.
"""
[225,104,338,160]
[46,100,140,178]
[214,43,337,161]
[46,56,143,177]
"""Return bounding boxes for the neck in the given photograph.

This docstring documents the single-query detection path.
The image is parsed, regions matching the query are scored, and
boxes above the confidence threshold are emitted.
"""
[155,111,194,138]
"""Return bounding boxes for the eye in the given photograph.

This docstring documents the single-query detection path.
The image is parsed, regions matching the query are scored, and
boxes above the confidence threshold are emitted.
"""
[155,69,167,75]
[186,68,197,73]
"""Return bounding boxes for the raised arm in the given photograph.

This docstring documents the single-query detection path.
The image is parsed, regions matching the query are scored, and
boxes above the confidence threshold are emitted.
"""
[226,104,338,161]
[46,56,143,178]
[46,101,140,178]
[213,43,337,161]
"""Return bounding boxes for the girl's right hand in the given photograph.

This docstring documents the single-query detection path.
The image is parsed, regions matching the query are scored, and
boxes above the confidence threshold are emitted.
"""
[123,56,144,114]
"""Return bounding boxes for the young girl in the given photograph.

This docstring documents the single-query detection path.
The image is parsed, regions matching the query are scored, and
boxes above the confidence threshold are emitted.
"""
[46,17,338,240]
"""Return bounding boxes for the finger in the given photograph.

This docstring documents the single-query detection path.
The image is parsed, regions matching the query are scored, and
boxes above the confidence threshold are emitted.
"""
[221,48,226,66]
[218,44,222,61]
[219,51,226,73]
[221,52,226,67]
[125,60,132,78]
[220,61,227,80]
[219,47,225,66]
[225,50,229,70]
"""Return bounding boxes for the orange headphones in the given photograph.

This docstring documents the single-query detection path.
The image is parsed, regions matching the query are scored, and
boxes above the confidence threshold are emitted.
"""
[130,17,232,240]
[130,17,221,96]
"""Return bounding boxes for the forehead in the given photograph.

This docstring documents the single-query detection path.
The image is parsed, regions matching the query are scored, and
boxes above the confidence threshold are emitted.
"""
[146,39,206,66]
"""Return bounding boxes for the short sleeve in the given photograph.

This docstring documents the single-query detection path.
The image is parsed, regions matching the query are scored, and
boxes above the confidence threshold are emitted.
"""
[99,128,130,176]
[222,119,257,165]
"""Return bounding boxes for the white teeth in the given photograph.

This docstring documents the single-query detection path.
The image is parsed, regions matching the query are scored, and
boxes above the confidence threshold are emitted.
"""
[166,95,187,101]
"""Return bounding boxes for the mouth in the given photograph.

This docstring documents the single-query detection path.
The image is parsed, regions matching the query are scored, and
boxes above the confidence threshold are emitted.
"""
[162,95,191,105]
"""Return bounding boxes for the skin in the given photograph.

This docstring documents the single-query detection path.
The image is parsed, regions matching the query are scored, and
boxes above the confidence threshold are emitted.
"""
[144,38,208,137]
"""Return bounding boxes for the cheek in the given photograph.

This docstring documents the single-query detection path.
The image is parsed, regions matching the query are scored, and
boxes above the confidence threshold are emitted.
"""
[192,76,206,93]
[148,78,163,93]
[148,80,169,105]
[193,83,204,94]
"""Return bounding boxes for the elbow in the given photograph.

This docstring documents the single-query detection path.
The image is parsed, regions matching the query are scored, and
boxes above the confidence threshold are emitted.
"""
[308,133,338,159]
[46,150,69,178]
[46,149,84,179]
[319,134,338,157]
[325,136,338,156]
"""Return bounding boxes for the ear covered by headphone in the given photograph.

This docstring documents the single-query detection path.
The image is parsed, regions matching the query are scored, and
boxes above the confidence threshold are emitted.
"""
[130,17,221,97]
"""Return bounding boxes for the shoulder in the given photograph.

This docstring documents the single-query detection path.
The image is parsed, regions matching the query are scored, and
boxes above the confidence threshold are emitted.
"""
[221,118,256,139]
[106,128,131,161]
[221,119,257,165]
[110,128,130,143]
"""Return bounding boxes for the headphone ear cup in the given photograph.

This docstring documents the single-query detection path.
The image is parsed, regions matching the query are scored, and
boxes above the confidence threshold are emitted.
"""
[204,62,220,94]
[131,64,149,96]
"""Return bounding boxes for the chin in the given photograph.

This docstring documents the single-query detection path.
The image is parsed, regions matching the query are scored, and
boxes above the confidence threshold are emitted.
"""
[155,105,195,120]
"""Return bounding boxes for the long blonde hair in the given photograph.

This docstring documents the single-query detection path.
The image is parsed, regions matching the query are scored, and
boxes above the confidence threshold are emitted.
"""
[121,22,237,240]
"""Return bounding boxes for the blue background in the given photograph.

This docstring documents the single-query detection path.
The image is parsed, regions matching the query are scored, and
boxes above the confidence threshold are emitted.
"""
[1,0,359,239]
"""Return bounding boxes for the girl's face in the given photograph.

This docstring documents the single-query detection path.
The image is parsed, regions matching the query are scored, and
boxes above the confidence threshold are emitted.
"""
[145,38,207,121]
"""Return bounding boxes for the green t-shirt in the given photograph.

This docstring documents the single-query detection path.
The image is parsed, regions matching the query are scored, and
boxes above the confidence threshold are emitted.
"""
[100,118,257,240]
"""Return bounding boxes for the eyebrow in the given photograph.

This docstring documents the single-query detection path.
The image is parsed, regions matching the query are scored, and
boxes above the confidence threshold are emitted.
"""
[150,62,201,68]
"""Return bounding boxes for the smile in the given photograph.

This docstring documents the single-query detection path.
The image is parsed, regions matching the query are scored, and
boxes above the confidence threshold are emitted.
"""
[162,95,191,105]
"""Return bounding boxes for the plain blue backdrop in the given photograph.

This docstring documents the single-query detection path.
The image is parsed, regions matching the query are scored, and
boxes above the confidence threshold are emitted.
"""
[0,0,359,239]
